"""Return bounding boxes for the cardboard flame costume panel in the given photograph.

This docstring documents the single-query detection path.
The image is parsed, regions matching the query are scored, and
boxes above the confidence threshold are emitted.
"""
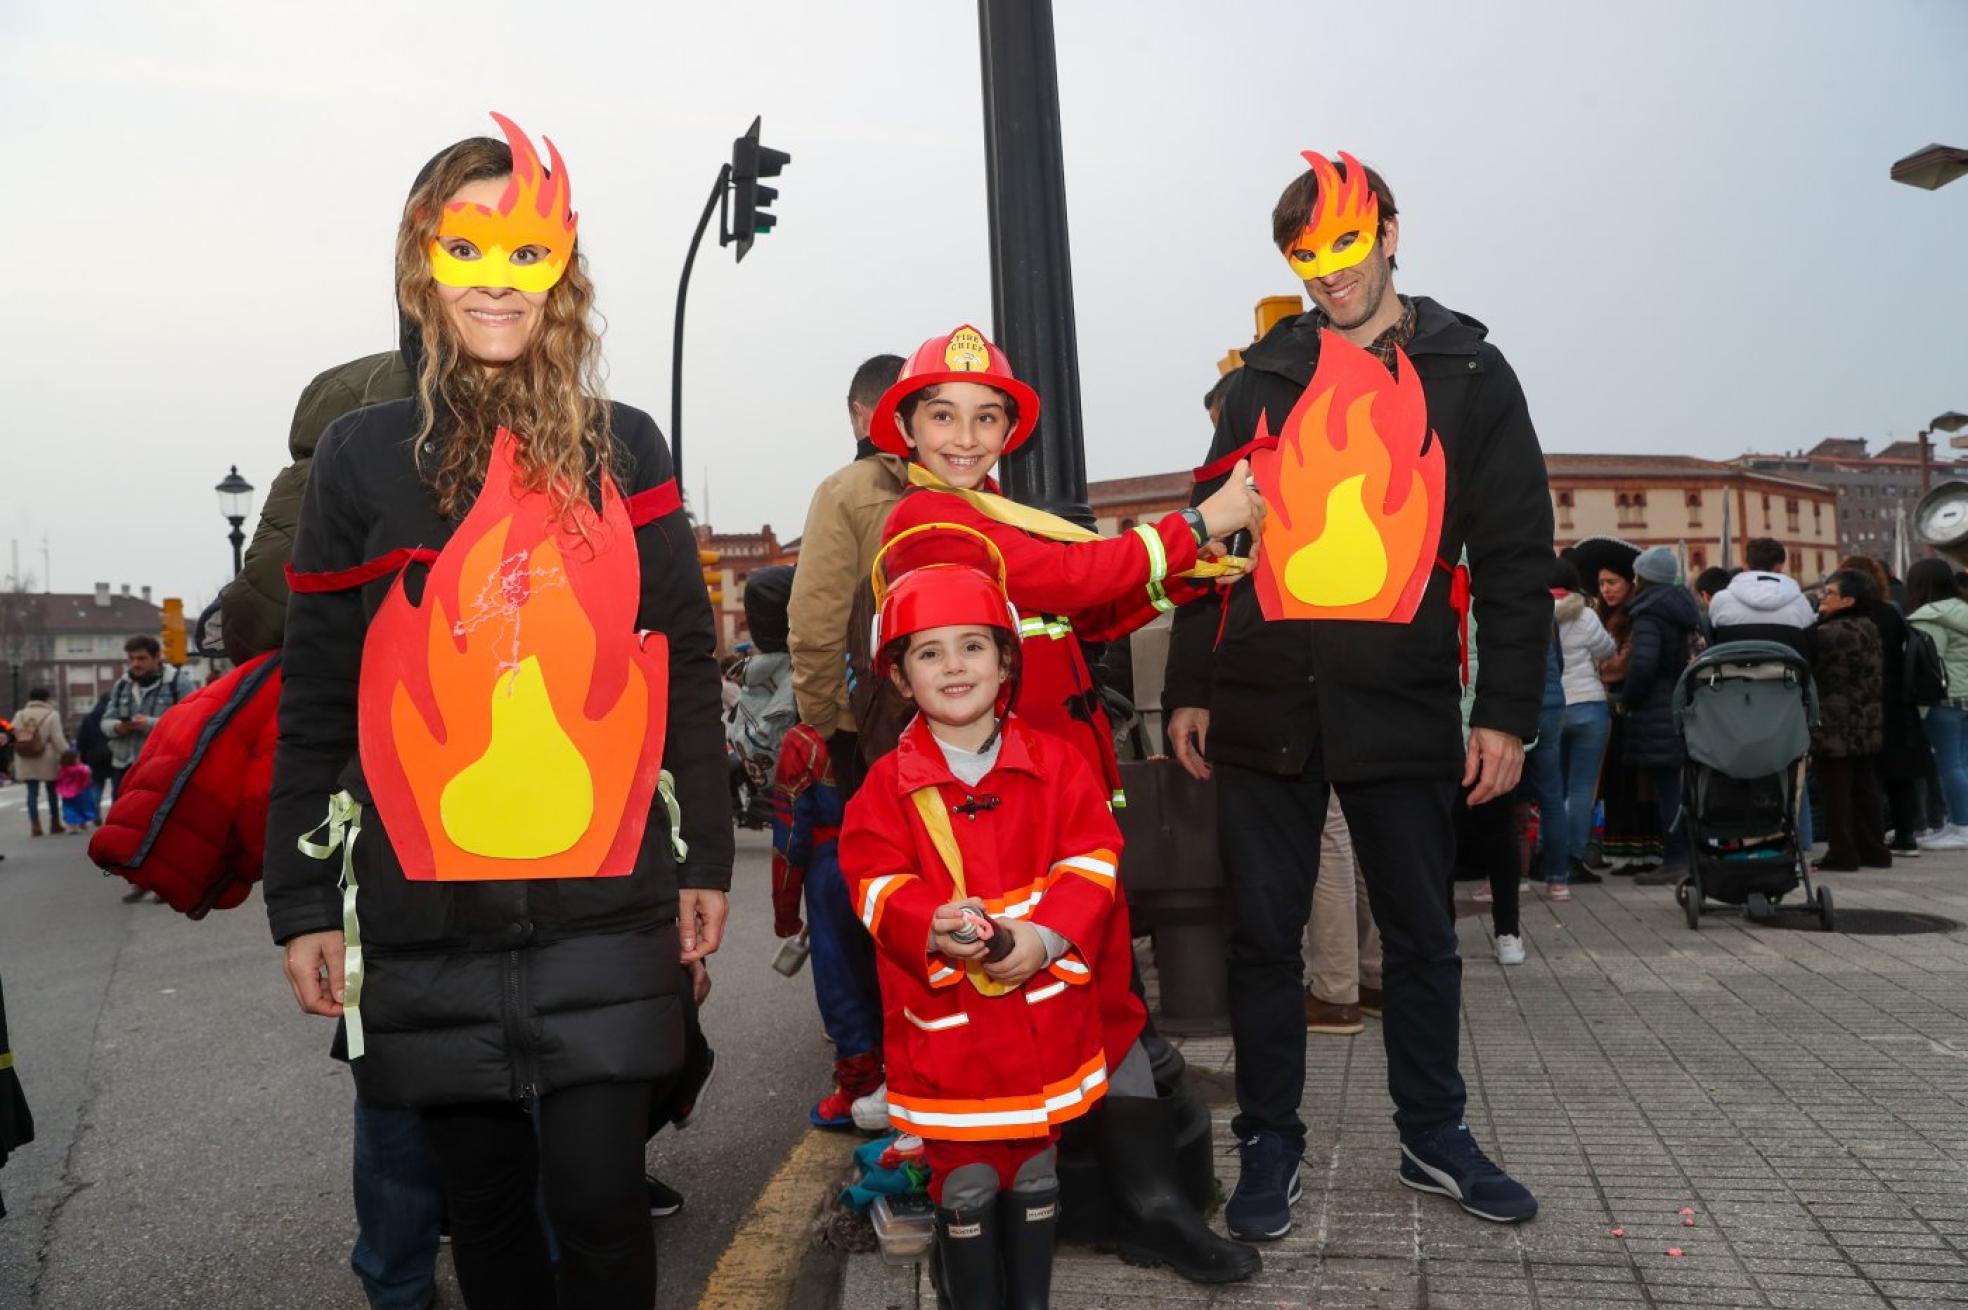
[358,432,668,880]
[1250,330,1445,624]
[430,112,579,294]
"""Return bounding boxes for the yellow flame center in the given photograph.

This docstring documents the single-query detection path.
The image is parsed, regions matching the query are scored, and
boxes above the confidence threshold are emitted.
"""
[439,656,593,858]
[1283,475,1389,607]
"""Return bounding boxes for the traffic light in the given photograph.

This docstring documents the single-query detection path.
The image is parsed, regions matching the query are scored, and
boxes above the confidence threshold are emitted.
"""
[699,549,724,606]
[726,116,790,263]
[160,598,186,665]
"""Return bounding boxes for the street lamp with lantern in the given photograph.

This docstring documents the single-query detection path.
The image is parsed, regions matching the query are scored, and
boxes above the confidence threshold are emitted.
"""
[1917,411,1968,493]
[215,466,255,575]
[1891,143,1968,191]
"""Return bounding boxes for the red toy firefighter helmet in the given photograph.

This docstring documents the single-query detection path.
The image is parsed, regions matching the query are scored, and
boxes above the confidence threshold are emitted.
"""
[870,523,1022,683]
[868,324,1042,459]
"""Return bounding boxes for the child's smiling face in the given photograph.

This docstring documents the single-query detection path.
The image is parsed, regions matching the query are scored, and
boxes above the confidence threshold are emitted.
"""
[901,382,1012,490]
[893,623,1007,733]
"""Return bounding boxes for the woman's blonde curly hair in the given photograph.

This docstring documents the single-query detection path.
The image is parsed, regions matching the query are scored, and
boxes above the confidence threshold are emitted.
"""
[393,136,614,525]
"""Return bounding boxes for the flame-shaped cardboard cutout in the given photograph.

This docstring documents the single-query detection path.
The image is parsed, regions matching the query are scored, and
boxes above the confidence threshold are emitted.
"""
[1249,331,1445,624]
[1285,150,1379,281]
[358,432,667,880]
[430,112,579,294]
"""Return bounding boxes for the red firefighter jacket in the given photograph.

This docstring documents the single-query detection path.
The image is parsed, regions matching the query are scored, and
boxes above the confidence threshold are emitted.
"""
[839,716,1123,1141]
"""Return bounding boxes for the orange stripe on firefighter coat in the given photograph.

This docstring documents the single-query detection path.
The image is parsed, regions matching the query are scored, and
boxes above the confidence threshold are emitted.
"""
[838,716,1124,1142]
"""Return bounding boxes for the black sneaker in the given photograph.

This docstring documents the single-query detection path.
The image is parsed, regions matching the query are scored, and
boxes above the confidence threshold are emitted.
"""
[1633,861,1685,887]
[1399,1122,1537,1223]
[1225,1132,1303,1241]
[1566,858,1603,885]
[646,1175,685,1217]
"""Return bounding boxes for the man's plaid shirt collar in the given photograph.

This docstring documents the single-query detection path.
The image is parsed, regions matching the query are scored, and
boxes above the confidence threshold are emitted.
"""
[1308,295,1417,373]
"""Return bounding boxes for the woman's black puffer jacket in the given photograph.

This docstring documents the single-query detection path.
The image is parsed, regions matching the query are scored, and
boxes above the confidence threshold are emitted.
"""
[1620,582,1706,768]
[264,400,731,1109]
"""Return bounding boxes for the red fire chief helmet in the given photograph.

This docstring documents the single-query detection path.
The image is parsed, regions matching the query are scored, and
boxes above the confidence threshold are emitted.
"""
[870,523,1022,681]
[868,324,1042,459]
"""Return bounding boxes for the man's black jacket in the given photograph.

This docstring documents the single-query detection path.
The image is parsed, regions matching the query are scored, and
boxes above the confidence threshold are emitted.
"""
[1164,297,1554,782]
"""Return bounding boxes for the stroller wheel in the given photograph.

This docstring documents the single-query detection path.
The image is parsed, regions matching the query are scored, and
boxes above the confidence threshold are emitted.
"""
[1684,881,1702,930]
[1819,884,1836,932]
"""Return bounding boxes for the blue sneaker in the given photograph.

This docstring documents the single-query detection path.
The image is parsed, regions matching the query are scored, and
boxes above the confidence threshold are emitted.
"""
[1225,1132,1304,1241]
[1399,1122,1538,1223]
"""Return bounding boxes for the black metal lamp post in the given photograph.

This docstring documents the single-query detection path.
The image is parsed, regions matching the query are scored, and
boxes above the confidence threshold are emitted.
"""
[1891,144,1968,191]
[977,0,1091,526]
[1916,411,1968,493]
[215,466,255,576]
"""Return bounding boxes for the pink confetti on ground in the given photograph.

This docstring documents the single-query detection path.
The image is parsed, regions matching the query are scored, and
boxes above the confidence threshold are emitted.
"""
[1679,1207,1696,1215]
[1610,1227,1625,1238]
[1683,1217,1696,1227]
[1666,1247,1685,1258]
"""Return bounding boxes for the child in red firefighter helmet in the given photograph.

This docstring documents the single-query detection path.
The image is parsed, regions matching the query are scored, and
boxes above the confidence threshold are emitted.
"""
[871,326,1268,1285]
[840,523,1125,1309]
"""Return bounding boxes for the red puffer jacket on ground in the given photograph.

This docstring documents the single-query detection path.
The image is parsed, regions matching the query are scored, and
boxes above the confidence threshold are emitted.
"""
[88,652,283,917]
[840,716,1124,1142]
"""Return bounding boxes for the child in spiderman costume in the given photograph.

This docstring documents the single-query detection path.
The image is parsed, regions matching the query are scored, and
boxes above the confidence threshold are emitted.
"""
[839,525,1124,1309]
[868,327,1266,1284]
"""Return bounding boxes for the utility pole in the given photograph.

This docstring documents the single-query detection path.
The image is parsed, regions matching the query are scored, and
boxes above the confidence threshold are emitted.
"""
[978,0,1091,526]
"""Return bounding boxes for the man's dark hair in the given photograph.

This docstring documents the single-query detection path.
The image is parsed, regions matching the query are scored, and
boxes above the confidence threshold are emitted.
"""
[1825,569,1878,604]
[1744,537,1786,571]
[1693,566,1732,599]
[1202,370,1238,416]
[1549,557,1582,592]
[847,354,905,410]
[27,686,51,701]
[1905,557,1961,612]
[1271,156,1399,271]
[125,634,161,657]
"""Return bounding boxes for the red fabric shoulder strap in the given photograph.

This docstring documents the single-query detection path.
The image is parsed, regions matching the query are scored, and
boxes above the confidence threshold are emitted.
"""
[626,479,681,526]
[1192,436,1280,483]
[286,547,438,594]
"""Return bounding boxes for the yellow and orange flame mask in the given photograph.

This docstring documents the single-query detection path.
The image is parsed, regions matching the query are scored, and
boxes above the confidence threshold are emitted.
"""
[1284,150,1379,281]
[1248,330,1445,625]
[429,112,579,294]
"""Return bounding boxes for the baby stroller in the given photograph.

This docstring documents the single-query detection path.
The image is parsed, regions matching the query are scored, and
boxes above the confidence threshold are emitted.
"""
[1671,640,1835,930]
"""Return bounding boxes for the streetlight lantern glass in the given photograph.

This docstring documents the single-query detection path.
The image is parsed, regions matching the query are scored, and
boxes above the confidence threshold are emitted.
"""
[216,465,255,523]
[1930,411,1968,435]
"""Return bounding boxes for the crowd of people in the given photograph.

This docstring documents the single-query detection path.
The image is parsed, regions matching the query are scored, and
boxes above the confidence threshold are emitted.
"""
[6,111,1963,1310]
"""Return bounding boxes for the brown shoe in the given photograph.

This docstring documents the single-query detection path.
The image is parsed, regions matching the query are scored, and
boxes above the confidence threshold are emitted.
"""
[1304,994,1365,1035]
[30,820,44,837]
[1356,986,1384,1019]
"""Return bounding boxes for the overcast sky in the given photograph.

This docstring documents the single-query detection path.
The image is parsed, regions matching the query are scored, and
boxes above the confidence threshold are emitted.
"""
[3,0,1964,609]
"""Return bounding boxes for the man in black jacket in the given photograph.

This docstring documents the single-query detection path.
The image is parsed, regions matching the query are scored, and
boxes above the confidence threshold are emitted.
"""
[1165,152,1551,1236]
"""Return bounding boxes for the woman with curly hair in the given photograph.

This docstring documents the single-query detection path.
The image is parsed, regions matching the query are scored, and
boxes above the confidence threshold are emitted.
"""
[265,115,729,1308]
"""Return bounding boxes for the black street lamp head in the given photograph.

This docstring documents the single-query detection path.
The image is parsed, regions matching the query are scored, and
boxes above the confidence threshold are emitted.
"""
[215,465,254,524]
[1930,411,1968,435]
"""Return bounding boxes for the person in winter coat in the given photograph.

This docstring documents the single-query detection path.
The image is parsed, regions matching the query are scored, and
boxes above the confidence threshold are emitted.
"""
[1520,557,1580,899]
[265,116,730,1309]
[1842,555,1930,855]
[1905,558,1968,850]
[1810,570,1891,870]
[9,689,68,836]
[877,327,1264,1282]
[101,635,195,790]
[1707,537,1815,662]
[1619,547,1706,886]
[839,541,1125,1309]
[727,565,797,771]
[1166,151,1547,1234]
[786,353,906,793]
[1554,562,1616,882]
[1594,558,1664,870]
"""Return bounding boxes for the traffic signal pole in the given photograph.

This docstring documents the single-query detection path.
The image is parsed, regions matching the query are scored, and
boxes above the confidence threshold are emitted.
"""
[978,0,1091,526]
[671,163,731,486]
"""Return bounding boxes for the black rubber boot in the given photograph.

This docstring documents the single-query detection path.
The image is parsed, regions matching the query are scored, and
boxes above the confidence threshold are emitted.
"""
[1097,1093,1262,1284]
[932,1199,1003,1310]
[999,1184,1058,1309]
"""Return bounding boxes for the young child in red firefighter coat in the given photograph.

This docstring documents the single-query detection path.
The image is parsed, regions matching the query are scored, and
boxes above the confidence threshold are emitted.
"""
[870,327,1269,1286]
[839,526,1123,1309]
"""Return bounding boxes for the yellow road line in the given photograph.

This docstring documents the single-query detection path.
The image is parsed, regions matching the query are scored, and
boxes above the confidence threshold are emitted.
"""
[696,1127,856,1309]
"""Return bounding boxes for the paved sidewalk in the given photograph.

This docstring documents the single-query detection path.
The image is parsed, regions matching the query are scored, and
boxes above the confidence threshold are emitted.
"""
[838,859,1968,1308]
